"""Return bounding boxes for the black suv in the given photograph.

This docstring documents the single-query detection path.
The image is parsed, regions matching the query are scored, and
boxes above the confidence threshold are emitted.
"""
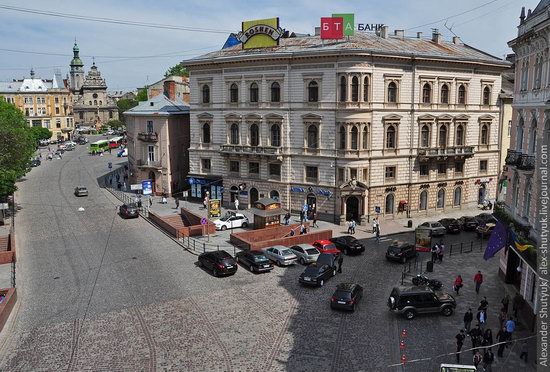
[298,253,337,287]
[119,203,139,219]
[385,241,417,263]
[235,250,273,273]
[330,283,363,312]
[387,286,456,319]
[198,250,238,277]
[458,216,479,231]
[438,218,461,233]
[329,236,366,255]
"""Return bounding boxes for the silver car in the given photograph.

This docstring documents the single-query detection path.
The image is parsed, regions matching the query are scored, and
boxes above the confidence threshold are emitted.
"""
[290,244,321,265]
[418,221,446,236]
[263,245,297,266]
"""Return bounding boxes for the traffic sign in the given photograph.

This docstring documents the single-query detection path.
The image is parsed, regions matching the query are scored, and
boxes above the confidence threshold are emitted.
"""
[375,206,381,214]
[201,217,208,225]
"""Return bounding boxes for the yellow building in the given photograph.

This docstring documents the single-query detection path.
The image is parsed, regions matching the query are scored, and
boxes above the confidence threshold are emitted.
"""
[0,69,74,140]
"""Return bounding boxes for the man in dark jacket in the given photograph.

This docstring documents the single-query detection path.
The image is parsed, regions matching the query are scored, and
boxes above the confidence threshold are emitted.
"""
[455,330,465,363]
[337,254,343,273]
[464,308,474,334]
[483,348,495,371]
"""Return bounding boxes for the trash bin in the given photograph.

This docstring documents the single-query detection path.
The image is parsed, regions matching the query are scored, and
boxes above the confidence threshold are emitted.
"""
[426,261,433,273]
[407,220,413,228]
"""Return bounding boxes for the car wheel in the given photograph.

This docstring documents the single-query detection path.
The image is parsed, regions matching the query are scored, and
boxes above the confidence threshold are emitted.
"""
[344,249,349,255]
[242,222,248,228]
[197,260,203,267]
[277,260,282,267]
[250,265,255,273]
[300,258,305,265]
[352,304,356,312]
[404,309,416,320]
[221,225,227,231]
[235,256,239,263]
[319,279,324,287]
[412,277,419,286]
[442,306,454,316]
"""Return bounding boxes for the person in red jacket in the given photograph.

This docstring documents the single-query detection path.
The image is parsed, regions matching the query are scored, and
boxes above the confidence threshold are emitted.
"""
[454,275,464,295]
[474,271,483,294]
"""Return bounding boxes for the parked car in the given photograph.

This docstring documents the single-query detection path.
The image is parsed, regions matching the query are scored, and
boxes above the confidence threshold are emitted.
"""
[235,250,273,273]
[214,213,249,231]
[30,158,41,167]
[330,283,364,312]
[329,236,365,255]
[476,223,496,237]
[312,240,340,256]
[417,221,446,236]
[476,213,498,225]
[119,203,139,219]
[385,241,417,263]
[458,216,479,231]
[39,139,50,146]
[197,250,238,277]
[74,186,88,197]
[290,244,320,265]
[263,245,297,266]
[77,137,88,145]
[298,253,337,287]
[438,218,461,233]
[387,286,456,319]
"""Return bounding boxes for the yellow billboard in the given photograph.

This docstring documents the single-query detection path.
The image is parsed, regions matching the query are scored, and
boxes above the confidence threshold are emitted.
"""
[237,17,283,49]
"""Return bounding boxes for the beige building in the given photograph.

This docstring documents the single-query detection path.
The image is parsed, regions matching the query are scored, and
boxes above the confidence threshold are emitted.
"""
[0,69,74,140]
[497,59,514,201]
[147,75,190,103]
[183,28,509,224]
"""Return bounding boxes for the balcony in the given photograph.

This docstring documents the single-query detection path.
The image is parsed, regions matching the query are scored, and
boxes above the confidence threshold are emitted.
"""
[137,132,158,142]
[418,146,474,160]
[220,144,282,156]
[136,159,162,168]
[505,149,521,166]
[518,154,535,170]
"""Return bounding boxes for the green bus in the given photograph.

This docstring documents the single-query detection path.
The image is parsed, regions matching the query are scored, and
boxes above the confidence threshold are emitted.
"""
[89,140,109,154]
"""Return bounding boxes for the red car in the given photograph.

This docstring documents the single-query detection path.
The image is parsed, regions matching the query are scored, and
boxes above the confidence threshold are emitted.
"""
[312,240,340,256]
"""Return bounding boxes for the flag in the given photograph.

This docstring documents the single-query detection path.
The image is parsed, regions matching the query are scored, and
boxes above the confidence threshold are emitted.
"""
[510,230,534,252]
[483,221,508,260]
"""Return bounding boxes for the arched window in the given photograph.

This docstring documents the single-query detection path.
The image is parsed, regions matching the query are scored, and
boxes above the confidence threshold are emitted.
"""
[513,175,520,210]
[270,124,281,147]
[386,125,396,148]
[438,125,447,147]
[362,126,368,149]
[230,83,239,103]
[307,125,318,149]
[419,190,428,210]
[308,81,319,102]
[387,82,397,103]
[249,82,259,103]
[270,82,280,102]
[270,190,280,201]
[93,100,97,105]
[529,119,537,155]
[437,189,445,208]
[483,86,491,105]
[421,125,430,147]
[456,125,464,146]
[250,123,259,146]
[202,85,210,103]
[440,84,449,104]
[202,123,211,143]
[480,124,489,145]
[339,76,347,102]
[453,187,462,206]
[524,181,532,217]
[99,100,102,105]
[422,83,431,104]
[230,123,239,145]
[351,126,358,149]
[363,76,369,102]
[339,126,346,149]
[517,118,525,151]
[458,85,466,104]
[351,76,359,102]
[385,193,395,214]
[89,101,92,105]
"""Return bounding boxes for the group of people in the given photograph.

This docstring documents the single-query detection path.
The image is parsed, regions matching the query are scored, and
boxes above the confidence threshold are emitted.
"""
[347,219,357,234]
[431,241,445,263]
[372,217,381,242]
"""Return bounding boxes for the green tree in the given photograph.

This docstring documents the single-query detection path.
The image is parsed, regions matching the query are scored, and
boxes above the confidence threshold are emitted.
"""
[136,86,148,102]
[29,126,52,142]
[164,64,188,78]
[0,101,36,197]
[107,119,125,130]
[117,98,138,122]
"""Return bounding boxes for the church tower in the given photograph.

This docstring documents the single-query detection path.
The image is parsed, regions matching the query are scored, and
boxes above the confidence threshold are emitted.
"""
[69,42,84,92]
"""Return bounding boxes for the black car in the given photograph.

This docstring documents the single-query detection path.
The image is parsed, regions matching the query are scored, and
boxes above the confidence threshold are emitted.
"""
[329,236,366,255]
[438,218,461,233]
[299,253,337,287]
[385,241,417,263]
[458,216,479,231]
[476,213,498,225]
[330,283,363,312]
[235,250,273,273]
[30,159,41,167]
[198,250,238,277]
[119,203,139,219]
[387,286,456,320]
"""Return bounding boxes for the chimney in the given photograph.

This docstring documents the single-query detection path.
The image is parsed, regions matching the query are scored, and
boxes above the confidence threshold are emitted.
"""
[163,79,176,101]
[432,29,441,44]
[520,6,526,23]
[394,29,404,40]
[315,27,320,36]
[452,36,462,45]
[527,9,532,18]
[380,25,389,39]
[417,32,423,39]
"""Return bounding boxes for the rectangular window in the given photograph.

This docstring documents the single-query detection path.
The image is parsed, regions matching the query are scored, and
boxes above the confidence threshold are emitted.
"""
[79,112,84,120]
[249,162,260,174]
[338,168,345,182]
[361,168,368,181]
[55,97,59,104]
[56,119,61,128]
[455,161,464,174]
[55,107,60,115]
[437,163,447,174]
[508,120,512,137]
[420,164,429,177]
[148,145,155,162]
[147,120,154,133]
[201,158,211,171]
[305,166,318,182]
[43,120,50,129]
[350,168,357,180]
[229,161,240,173]
[269,163,281,179]
[479,160,488,173]
[385,166,396,179]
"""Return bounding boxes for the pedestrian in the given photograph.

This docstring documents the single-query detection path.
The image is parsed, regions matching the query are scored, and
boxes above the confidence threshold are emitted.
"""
[300,210,305,224]
[109,177,113,187]
[347,220,353,234]
[117,181,121,190]
[505,317,516,339]
[372,217,377,234]
[431,243,439,263]
[438,242,445,263]
[498,307,507,329]
[453,275,463,295]
[289,229,295,236]
[496,326,507,357]
[473,350,482,368]
[474,270,483,294]
[116,174,120,182]
[175,198,180,209]
[501,294,510,314]
[284,212,291,225]
[470,325,482,354]
[39,152,42,158]
[148,197,153,207]
[477,309,487,331]
[375,227,381,244]
[351,219,356,234]
[313,212,318,228]
[137,196,142,208]
[123,182,127,191]
[483,348,494,372]
[483,328,493,347]
[513,292,524,318]
[234,198,239,211]
[162,194,167,204]
[435,244,441,263]
[464,308,474,334]
[455,329,465,363]
[300,223,306,235]
[479,296,489,311]
[519,340,529,363]
[337,254,343,273]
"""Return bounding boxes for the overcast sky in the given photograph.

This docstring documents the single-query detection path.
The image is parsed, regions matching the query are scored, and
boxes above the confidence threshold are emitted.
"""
[0,0,540,91]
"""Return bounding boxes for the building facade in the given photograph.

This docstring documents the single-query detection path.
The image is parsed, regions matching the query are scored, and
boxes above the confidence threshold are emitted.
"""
[183,28,509,224]
[0,69,74,140]
[147,75,190,103]
[497,59,514,201]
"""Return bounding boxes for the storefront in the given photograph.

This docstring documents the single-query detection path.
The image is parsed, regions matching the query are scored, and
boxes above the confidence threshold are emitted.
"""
[252,198,283,229]
[187,176,223,203]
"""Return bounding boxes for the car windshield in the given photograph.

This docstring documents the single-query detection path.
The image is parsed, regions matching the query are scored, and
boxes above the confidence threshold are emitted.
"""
[334,290,352,299]
[219,216,230,222]
[344,236,357,243]
[126,203,138,208]
[253,254,268,262]
[323,244,336,250]
[304,265,321,275]
[282,249,294,256]
[306,248,319,255]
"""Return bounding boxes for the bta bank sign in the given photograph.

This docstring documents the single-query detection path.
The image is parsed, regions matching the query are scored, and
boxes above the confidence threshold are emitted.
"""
[320,14,385,39]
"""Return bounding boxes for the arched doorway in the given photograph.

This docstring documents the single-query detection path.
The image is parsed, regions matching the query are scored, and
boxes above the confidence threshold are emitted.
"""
[478,185,486,204]
[306,193,317,217]
[385,193,394,214]
[270,190,280,201]
[249,187,259,206]
[346,196,359,222]
[230,186,238,203]
[148,171,156,194]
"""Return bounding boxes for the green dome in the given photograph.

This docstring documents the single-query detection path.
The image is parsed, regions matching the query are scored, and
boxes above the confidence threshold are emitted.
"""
[71,57,83,67]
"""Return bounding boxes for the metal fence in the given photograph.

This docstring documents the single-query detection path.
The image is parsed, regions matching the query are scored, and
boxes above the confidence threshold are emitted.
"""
[448,239,484,256]
[180,235,237,256]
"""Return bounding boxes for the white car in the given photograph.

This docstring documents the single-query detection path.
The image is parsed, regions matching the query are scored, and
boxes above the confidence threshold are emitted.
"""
[214,213,249,231]
[106,130,114,135]
[418,221,447,236]
[263,245,297,266]
[290,244,320,265]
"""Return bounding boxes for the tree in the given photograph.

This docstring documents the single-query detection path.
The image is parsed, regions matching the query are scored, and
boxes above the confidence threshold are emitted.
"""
[107,120,125,130]
[136,86,148,102]
[165,64,188,78]
[29,126,52,142]
[0,101,36,197]
[117,98,138,122]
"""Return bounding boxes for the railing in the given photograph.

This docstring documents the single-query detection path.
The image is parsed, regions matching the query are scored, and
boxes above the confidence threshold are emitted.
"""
[220,144,282,155]
[137,132,158,142]
[417,146,475,158]
[181,235,237,256]
[136,159,162,168]
[448,240,484,256]
[518,154,535,170]
[505,149,521,166]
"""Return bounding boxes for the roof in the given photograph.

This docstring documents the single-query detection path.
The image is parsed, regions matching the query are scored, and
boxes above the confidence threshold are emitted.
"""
[124,94,189,116]
[184,33,510,67]
[500,71,514,97]
[532,0,550,17]
[0,76,68,93]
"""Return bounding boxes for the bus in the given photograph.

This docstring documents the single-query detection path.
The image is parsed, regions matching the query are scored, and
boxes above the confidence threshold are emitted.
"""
[439,364,477,372]
[89,140,109,154]
[108,136,124,149]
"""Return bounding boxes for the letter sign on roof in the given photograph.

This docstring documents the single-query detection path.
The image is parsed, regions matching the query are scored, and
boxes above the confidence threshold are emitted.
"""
[332,13,354,36]
[320,17,344,39]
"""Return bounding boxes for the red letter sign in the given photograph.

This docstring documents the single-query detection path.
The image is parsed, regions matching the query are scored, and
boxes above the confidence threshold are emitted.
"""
[320,17,344,39]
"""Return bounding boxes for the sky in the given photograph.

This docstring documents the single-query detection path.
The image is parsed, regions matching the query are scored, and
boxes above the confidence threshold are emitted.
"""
[0,0,541,91]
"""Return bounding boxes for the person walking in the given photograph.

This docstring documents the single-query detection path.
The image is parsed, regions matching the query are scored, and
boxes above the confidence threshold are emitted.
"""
[498,307,507,329]
[431,243,439,263]
[519,340,529,363]
[453,275,463,295]
[477,309,487,331]
[375,226,381,244]
[347,220,353,234]
[300,223,306,235]
[162,194,167,204]
[464,308,474,334]
[470,325,482,355]
[284,212,291,225]
[350,219,356,234]
[474,271,483,294]
[473,350,482,368]
[372,218,377,234]
[483,329,494,347]
[234,198,239,211]
[501,294,510,314]
[148,197,153,207]
[337,254,343,273]
[479,296,489,311]
[483,348,495,372]
[455,329,465,363]
[300,210,305,224]
[175,198,180,209]
[312,212,318,228]
[438,242,445,263]
[496,326,507,357]
[505,317,516,340]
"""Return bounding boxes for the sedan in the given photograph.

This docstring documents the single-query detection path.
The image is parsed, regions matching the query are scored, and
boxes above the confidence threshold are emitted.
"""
[74,186,88,197]
[235,250,273,273]
[458,216,479,231]
[197,250,238,277]
[214,213,249,231]
[417,221,446,236]
[299,262,336,287]
[119,203,139,219]
[329,236,366,255]
[476,213,498,225]
[263,245,297,266]
[438,218,461,233]
[312,240,340,256]
[385,241,417,263]
[330,283,364,312]
[290,244,320,265]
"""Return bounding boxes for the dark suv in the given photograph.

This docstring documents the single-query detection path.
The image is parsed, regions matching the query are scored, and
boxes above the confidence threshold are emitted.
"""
[198,250,238,277]
[438,218,461,233]
[387,286,456,319]
[329,236,365,255]
[385,241,417,263]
